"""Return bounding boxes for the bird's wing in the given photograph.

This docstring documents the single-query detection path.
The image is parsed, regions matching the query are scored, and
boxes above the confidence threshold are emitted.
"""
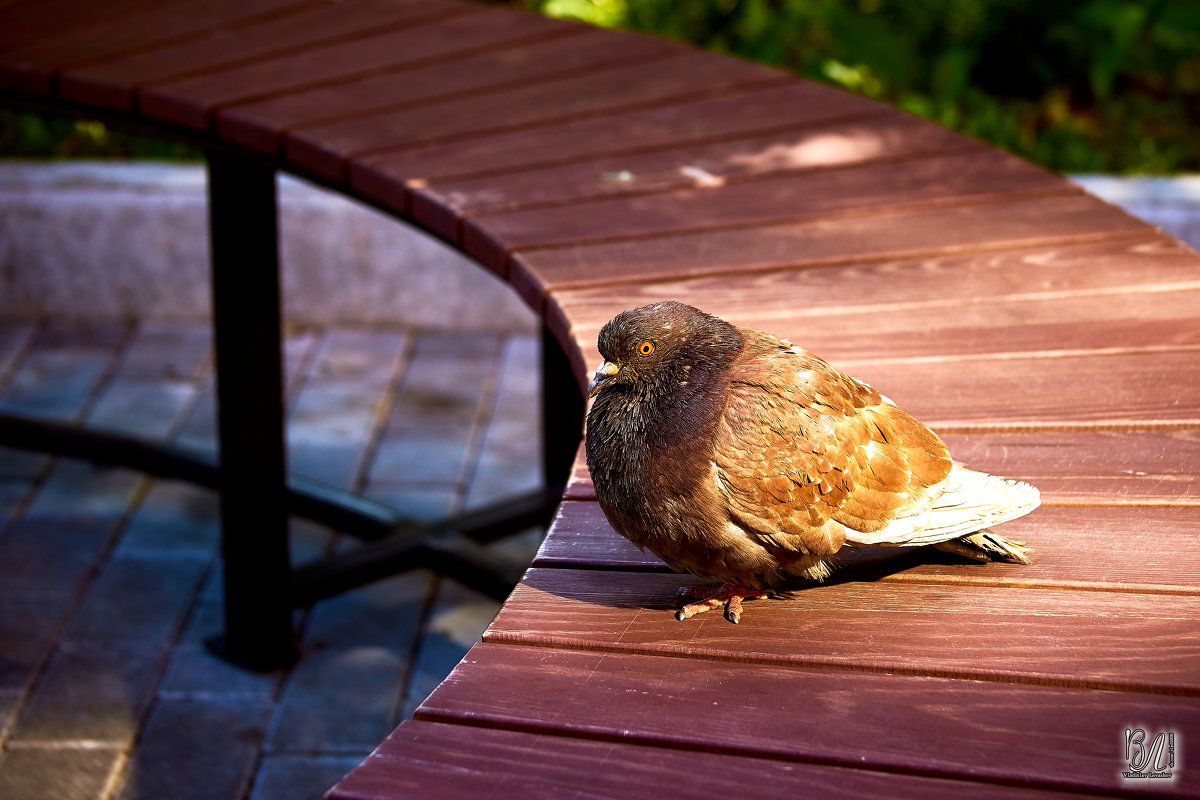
[711,342,953,555]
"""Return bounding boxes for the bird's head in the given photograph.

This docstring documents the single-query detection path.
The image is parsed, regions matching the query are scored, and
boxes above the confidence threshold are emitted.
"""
[588,301,742,399]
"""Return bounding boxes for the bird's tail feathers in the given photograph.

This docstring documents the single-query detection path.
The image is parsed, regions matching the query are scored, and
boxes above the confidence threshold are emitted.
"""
[934,529,1033,565]
[844,464,1040,549]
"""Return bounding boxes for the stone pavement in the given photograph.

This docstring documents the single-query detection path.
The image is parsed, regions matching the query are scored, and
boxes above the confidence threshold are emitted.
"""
[0,319,543,800]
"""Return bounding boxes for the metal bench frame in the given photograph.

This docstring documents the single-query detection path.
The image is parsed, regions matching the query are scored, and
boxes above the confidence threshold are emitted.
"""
[0,133,585,670]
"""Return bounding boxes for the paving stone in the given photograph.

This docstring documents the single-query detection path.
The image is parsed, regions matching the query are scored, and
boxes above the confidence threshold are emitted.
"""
[361,483,457,522]
[0,687,21,733]
[464,334,542,510]
[368,423,473,484]
[62,555,209,643]
[0,322,33,379]
[0,445,47,481]
[86,378,198,440]
[392,332,499,417]
[303,328,406,384]
[114,481,220,560]
[170,329,318,457]
[169,380,218,458]
[0,596,70,690]
[113,695,271,800]
[113,321,211,380]
[20,460,142,522]
[0,517,113,602]
[266,573,428,754]
[12,640,163,744]
[485,525,545,570]
[0,446,45,480]
[289,518,339,570]
[0,476,33,520]
[0,349,113,421]
[160,639,282,700]
[288,384,384,489]
[399,579,500,721]
[31,320,129,350]
[0,745,121,800]
[281,329,321,396]
[250,753,365,800]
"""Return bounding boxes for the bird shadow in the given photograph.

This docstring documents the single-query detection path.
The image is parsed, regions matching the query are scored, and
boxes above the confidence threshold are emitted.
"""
[539,545,993,613]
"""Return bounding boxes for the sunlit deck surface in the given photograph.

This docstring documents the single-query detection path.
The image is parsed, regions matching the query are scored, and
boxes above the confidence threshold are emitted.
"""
[2,1,1198,797]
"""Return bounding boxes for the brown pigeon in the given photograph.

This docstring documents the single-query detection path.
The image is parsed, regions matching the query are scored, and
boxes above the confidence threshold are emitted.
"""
[585,301,1038,623]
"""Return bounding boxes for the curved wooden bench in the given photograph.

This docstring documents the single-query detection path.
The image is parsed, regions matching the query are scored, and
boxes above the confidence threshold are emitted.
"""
[2,1,1198,796]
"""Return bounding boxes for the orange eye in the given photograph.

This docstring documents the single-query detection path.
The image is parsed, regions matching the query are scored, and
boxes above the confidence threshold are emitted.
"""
[638,341,654,355]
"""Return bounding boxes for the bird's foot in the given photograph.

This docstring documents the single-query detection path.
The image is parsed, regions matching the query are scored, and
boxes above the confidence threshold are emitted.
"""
[675,583,769,624]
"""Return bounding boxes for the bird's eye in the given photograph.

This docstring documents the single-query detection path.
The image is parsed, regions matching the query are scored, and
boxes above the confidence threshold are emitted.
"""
[638,341,654,355]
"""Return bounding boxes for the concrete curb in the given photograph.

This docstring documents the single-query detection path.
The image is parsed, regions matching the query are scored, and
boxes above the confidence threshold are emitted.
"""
[0,162,536,331]
[1069,174,1200,253]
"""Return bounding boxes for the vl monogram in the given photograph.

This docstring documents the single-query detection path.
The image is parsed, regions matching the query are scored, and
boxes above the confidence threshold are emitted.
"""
[1123,728,1176,780]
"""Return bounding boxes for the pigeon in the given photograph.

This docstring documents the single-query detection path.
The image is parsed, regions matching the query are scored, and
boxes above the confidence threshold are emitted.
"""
[585,301,1039,623]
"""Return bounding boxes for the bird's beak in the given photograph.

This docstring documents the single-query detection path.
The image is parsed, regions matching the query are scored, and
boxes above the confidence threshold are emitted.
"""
[588,360,620,397]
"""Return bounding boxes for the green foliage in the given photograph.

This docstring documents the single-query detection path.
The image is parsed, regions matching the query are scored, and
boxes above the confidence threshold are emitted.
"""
[0,109,200,160]
[525,0,1200,173]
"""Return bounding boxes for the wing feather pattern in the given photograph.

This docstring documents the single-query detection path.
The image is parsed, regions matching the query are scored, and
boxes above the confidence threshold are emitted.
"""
[710,338,1035,559]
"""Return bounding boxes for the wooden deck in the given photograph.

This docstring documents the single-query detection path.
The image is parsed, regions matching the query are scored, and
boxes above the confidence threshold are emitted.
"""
[2,1,1198,797]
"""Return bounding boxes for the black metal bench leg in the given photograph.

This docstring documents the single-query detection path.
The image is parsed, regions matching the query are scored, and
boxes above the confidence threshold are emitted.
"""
[541,325,585,489]
[206,151,296,670]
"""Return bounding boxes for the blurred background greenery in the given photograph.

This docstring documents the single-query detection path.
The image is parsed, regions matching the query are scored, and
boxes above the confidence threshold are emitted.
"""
[0,110,199,159]
[527,0,1199,174]
[3,0,1196,172]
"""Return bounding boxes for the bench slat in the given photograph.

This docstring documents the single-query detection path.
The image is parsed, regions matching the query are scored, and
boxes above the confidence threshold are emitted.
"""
[349,81,884,211]
[484,569,1200,692]
[213,25,648,154]
[511,193,1151,305]
[135,2,549,131]
[549,236,1197,346]
[458,149,1070,265]
[536,502,1200,593]
[56,0,459,112]
[415,644,1200,796]
[284,47,788,182]
[329,719,1065,800]
[408,112,975,234]
[0,0,308,86]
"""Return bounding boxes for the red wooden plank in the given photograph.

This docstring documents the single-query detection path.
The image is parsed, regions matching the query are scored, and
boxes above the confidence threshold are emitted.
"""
[548,235,1197,349]
[56,0,456,111]
[0,0,165,54]
[511,193,1152,309]
[547,235,1200,392]
[409,111,977,237]
[136,3,553,131]
[564,291,1200,394]
[213,24,648,154]
[841,349,1200,430]
[485,569,1200,692]
[329,719,1068,800]
[458,149,1070,266]
[418,644,1200,797]
[535,502,1200,594]
[1,0,314,95]
[285,47,787,182]
[941,429,1200,506]
[349,80,884,211]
